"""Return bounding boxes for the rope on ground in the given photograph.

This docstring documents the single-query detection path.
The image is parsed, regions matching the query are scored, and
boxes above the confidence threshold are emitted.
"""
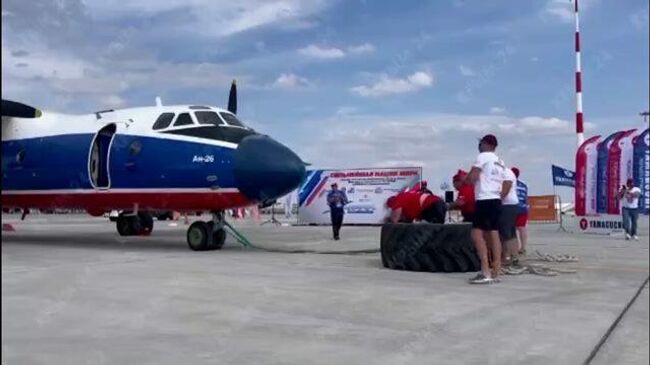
[223,222,379,255]
[531,250,579,263]
[503,250,580,276]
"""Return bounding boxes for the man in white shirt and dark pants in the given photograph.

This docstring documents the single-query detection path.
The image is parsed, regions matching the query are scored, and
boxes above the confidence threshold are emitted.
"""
[618,178,642,240]
[464,134,506,284]
[500,167,523,272]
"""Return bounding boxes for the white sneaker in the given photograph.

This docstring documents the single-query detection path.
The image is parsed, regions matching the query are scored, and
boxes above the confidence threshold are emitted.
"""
[469,273,495,284]
[633,235,639,240]
[625,233,631,240]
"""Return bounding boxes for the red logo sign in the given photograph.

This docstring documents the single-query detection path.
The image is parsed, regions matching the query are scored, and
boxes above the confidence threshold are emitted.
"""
[580,218,588,230]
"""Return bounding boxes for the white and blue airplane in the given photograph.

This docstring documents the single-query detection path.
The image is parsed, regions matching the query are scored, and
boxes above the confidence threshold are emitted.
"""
[1,82,306,250]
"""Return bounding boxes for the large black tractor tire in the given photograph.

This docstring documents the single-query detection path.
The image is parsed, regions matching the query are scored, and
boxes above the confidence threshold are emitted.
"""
[380,223,480,273]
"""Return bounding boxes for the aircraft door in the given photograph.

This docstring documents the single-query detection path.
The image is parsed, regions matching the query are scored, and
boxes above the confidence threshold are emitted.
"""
[89,124,116,189]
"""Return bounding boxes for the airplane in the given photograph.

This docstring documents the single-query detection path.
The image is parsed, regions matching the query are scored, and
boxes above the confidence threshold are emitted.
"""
[1,81,306,251]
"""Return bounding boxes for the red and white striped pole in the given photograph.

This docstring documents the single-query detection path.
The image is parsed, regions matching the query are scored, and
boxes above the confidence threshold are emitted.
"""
[574,0,585,146]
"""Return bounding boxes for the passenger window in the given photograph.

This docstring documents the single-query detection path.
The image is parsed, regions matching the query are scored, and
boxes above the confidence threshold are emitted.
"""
[152,113,175,130]
[219,112,246,128]
[195,111,225,126]
[173,113,194,127]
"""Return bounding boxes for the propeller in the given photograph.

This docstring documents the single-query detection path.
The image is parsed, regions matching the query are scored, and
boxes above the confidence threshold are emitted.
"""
[227,79,237,114]
[1,99,42,118]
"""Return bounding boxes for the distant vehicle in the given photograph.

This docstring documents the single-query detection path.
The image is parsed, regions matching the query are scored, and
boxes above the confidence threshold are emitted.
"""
[2,81,306,250]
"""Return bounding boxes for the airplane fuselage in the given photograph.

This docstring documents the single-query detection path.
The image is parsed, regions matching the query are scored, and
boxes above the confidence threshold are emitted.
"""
[1,104,305,215]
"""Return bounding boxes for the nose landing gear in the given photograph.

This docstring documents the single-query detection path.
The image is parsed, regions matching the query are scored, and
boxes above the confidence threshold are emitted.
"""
[186,210,227,251]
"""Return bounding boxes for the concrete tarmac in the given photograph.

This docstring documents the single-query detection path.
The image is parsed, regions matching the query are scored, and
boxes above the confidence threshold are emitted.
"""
[2,214,648,365]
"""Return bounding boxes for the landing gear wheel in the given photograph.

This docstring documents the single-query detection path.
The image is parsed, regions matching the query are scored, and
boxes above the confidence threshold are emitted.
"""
[207,222,226,250]
[138,212,154,235]
[116,212,152,236]
[116,215,133,236]
[187,221,210,251]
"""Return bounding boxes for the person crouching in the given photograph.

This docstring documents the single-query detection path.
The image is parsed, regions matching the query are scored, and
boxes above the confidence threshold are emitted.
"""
[448,170,476,223]
[386,191,447,224]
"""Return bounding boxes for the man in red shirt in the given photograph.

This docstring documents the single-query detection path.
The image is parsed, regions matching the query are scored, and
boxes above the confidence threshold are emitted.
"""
[386,191,446,223]
[448,170,476,223]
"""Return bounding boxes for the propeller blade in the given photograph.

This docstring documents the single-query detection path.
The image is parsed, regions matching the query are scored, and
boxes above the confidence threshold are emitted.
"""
[2,99,42,118]
[227,79,237,114]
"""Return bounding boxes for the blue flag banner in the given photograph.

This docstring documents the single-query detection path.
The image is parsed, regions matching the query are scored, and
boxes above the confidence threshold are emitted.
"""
[552,165,576,187]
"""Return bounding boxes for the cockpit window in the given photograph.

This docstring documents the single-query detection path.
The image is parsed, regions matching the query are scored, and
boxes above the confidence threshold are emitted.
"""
[152,113,175,130]
[219,112,246,128]
[195,111,225,126]
[173,113,194,127]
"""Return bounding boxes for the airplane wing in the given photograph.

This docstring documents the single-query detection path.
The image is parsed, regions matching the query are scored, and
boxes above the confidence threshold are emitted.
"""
[1,99,42,118]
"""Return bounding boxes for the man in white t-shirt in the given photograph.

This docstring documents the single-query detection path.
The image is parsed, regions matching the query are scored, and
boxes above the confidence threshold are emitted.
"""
[464,134,505,284]
[500,167,523,273]
[617,178,642,240]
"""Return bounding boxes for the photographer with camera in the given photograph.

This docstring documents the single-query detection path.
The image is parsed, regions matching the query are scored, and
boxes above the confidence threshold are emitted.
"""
[617,178,642,240]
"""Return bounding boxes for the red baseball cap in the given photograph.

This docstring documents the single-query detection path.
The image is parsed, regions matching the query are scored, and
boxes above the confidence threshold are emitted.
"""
[453,169,467,182]
[479,134,498,147]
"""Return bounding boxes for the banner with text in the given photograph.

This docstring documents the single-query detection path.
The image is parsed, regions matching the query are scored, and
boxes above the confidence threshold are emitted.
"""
[297,167,422,225]
[575,135,601,216]
[633,129,649,214]
[576,214,624,235]
[528,195,558,222]
[552,165,576,187]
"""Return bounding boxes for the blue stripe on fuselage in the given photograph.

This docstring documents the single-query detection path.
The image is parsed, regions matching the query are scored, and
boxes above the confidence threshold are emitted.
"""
[2,133,238,191]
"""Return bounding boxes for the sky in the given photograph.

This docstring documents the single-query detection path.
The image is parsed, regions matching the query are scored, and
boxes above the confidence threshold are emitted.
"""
[2,0,649,198]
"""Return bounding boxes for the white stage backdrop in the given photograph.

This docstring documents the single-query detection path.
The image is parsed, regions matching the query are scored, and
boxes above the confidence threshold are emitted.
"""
[297,167,422,225]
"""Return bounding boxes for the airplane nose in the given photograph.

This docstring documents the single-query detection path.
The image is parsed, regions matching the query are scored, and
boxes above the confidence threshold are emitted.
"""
[233,135,306,204]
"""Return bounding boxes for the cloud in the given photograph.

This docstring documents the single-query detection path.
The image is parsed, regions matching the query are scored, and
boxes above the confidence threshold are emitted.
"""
[1,42,236,111]
[543,0,598,23]
[84,0,334,37]
[0,0,335,111]
[459,65,476,77]
[350,71,433,97]
[489,106,506,114]
[335,106,359,117]
[630,6,649,30]
[297,43,374,60]
[295,112,582,196]
[347,43,375,55]
[271,73,312,89]
[298,44,345,59]
[10,49,28,57]
[100,94,127,108]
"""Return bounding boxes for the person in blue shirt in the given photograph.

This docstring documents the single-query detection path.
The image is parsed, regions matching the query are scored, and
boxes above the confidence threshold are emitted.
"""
[512,167,529,256]
[327,183,349,240]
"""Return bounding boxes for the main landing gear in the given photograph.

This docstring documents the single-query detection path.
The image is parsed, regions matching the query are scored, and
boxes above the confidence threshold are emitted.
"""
[186,210,227,251]
[116,211,154,236]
